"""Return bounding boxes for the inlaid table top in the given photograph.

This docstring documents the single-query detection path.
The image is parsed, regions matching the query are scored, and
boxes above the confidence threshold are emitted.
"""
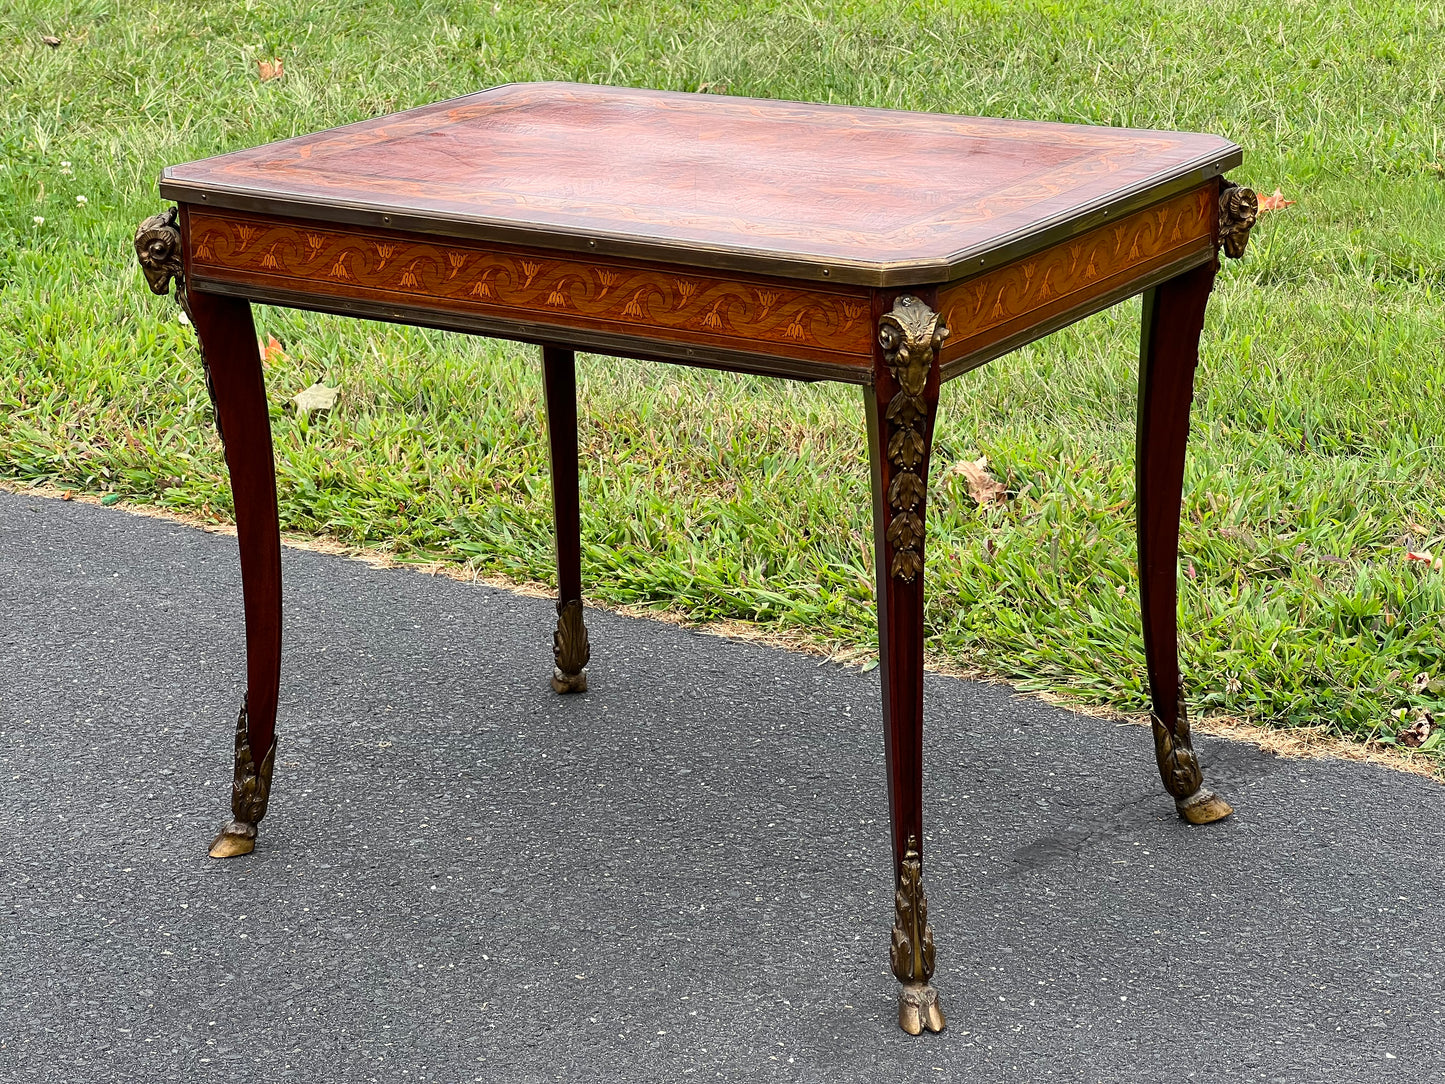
[160,81,1241,286]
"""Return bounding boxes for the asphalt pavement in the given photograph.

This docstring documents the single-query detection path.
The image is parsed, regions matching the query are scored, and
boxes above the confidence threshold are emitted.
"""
[2,487,1443,1083]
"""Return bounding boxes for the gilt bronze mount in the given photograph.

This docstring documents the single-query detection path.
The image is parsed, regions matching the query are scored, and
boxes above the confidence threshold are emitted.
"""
[1217,180,1259,259]
[891,836,945,1034]
[551,598,590,693]
[134,206,222,431]
[134,206,188,307]
[879,296,947,583]
[1154,679,1233,825]
[209,699,279,858]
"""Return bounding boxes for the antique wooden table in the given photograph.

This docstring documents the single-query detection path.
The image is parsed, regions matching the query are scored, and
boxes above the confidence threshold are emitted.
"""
[134,82,1257,1035]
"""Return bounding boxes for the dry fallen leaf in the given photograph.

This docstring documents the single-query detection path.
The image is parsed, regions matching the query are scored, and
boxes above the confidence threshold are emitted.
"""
[292,381,340,418]
[1398,710,1434,749]
[1256,188,1296,214]
[257,57,284,81]
[951,456,1007,506]
[1405,549,1443,571]
[259,335,287,364]
[61,489,73,501]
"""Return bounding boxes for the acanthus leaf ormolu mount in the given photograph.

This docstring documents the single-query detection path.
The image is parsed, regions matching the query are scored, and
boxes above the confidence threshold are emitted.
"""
[135,81,1255,1034]
[209,698,278,859]
[891,836,944,1035]
[551,597,590,694]
[879,295,948,583]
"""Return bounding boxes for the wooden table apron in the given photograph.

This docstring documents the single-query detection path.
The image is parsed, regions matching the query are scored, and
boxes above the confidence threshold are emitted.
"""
[132,87,1257,1037]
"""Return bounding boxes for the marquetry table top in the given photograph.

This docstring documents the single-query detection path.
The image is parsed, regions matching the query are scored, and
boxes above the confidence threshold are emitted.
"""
[160,82,1241,287]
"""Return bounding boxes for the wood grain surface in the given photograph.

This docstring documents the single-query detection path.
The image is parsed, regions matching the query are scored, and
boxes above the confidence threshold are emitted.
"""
[162,82,1240,284]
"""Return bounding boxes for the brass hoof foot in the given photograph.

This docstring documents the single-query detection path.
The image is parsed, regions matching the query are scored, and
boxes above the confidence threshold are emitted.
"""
[209,819,257,858]
[551,666,587,694]
[1176,787,1233,825]
[898,982,945,1035]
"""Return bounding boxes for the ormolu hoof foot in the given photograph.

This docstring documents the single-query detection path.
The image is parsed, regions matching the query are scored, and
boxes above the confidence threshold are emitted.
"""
[898,982,945,1035]
[209,819,257,858]
[551,667,587,694]
[1176,787,1233,825]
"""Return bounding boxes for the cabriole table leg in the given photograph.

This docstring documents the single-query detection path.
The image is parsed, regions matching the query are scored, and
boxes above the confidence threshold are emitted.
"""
[135,213,283,858]
[866,295,949,1034]
[189,288,284,856]
[542,344,590,693]
[1136,259,1232,825]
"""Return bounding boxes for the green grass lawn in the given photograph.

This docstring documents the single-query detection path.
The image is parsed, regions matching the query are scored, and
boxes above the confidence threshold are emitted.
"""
[3,0,1443,750]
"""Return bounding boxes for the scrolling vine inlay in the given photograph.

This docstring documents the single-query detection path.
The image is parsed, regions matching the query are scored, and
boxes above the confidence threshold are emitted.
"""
[187,212,874,365]
[938,186,1213,364]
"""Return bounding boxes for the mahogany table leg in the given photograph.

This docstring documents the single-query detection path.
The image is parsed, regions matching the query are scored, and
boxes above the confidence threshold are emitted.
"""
[866,296,948,1035]
[190,289,284,857]
[1136,259,1232,825]
[542,344,589,693]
